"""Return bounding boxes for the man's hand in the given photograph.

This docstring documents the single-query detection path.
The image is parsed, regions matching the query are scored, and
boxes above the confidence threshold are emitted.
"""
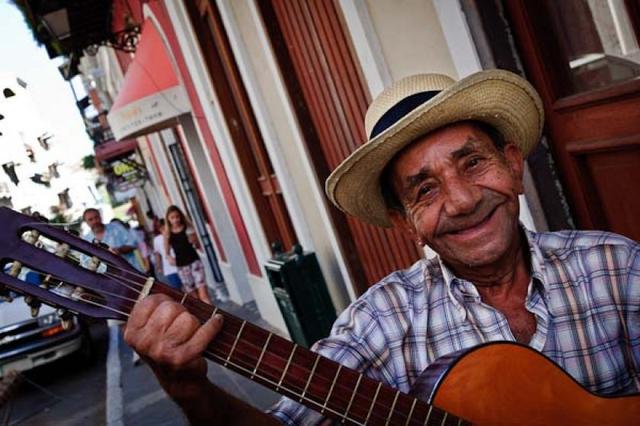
[124,294,280,425]
[124,294,222,401]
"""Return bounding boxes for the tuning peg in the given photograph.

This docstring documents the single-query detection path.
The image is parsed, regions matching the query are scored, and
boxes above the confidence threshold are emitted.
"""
[7,261,22,277]
[30,305,41,318]
[87,256,100,272]
[22,230,40,245]
[55,243,70,258]
[0,287,12,302]
[56,308,73,330]
[40,274,52,289]
[24,295,41,318]
[71,286,84,300]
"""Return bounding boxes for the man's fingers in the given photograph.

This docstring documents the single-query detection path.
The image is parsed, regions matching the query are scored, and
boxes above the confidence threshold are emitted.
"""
[125,294,224,371]
[164,310,206,344]
[126,294,172,331]
[173,314,224,363]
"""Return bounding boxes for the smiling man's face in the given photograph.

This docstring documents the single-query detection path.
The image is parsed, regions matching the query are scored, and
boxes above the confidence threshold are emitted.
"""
[387,122,525,270]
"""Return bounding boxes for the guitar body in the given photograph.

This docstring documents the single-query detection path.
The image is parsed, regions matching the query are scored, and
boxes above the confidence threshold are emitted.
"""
[412,342,640,425]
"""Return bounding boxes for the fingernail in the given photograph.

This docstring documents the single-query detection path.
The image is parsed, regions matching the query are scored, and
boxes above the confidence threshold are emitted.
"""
[213,314,223,324]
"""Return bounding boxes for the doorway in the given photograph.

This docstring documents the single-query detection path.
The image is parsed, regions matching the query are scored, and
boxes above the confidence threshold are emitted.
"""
[506,0,640,240]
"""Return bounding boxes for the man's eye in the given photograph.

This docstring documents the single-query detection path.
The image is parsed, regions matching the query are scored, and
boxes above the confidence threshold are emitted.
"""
[417,185,433,198]
[467,157,483,169]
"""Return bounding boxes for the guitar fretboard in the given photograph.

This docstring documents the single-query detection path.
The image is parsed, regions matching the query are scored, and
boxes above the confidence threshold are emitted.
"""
[152,285,465,425]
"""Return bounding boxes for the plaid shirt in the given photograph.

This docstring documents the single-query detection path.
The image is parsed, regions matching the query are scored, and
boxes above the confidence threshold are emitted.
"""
[269,229,640,424]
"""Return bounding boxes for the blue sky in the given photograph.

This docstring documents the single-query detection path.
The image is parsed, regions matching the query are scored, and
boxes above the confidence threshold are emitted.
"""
[0,0,92,159]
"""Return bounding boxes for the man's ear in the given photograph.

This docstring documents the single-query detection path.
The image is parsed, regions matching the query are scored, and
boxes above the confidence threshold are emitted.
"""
[503,143,525,194]
[388,209,419,243]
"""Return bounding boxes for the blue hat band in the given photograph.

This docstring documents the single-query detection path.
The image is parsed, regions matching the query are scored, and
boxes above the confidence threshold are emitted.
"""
[369,90,441,139]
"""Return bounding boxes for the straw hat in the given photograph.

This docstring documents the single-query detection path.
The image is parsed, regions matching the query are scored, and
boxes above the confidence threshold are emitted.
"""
[325,69,544,228]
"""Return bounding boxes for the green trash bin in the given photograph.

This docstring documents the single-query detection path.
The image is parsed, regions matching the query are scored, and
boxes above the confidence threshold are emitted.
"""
[265,244,336,347]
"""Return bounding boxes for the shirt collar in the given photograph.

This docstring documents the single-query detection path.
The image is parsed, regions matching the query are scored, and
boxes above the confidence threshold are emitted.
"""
[436,225,550,294]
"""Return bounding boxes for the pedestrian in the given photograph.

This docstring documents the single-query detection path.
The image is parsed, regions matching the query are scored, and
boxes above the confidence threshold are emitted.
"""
[84,208,144,366]
[111,218,152,274]
[152,218,182,291]
[83,208,142,271]
[124,70,639,424]
[164,205,211,304]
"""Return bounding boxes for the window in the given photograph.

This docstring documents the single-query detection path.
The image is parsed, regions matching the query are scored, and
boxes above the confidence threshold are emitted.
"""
[25,146,35,162]
[2,162,19,185]
[48,163,60,178]
[58,189,72,210]
[38,134,52,150]
[30,173,50,187]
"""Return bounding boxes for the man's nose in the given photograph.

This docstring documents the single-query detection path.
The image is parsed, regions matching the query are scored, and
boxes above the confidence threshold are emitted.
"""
[442,176,481,217]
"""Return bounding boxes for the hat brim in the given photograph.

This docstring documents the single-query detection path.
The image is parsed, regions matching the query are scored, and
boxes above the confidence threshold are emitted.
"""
[325,70,544,228]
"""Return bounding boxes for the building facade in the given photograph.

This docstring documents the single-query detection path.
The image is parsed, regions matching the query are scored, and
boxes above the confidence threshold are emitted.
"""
[21,0,640,337]
[0,73,99,221]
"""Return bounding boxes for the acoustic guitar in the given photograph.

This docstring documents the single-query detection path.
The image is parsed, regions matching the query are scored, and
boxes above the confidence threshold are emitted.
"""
[0,208,637,425]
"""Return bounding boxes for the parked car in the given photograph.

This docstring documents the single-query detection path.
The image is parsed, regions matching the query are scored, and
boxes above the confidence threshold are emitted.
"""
[0,294,91,377]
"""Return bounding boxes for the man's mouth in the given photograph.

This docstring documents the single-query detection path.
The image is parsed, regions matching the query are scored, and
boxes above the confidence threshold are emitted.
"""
[446,205,500,237]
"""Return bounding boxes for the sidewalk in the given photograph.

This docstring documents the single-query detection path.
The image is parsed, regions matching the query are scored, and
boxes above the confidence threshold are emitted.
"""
[112,298,282,425]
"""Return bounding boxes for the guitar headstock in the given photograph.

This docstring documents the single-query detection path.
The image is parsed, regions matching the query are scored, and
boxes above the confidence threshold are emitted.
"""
[0,207,147,321]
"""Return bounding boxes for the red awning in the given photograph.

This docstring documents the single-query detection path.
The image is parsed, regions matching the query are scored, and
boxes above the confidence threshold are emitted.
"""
[107,18,190,140]
[94,138,138,163]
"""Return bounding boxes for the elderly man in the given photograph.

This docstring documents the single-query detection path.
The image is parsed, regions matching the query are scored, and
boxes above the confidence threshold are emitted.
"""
[124,70,639,424]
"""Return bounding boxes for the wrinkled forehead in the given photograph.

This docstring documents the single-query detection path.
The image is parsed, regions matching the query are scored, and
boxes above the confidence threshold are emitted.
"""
[390,122,496,170]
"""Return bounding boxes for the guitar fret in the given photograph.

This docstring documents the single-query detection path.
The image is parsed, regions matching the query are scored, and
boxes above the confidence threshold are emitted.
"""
[423,405,433,425]
[365,382,382,424]
[277,344,298,391]
[180,293,188,304]
[386,390,400,425]
[440,413,448,426]
[224,320,246,366]
[405,398,418,426]
[204,346,362,425]
[321,364,342,414]
[457,418,463,426]
[300,354,320,402]
[210,307,219,318]
[341,373,362,424]
[251,333,272,379]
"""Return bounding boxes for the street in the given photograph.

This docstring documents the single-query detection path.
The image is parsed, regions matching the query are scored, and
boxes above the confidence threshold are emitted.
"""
[1,320,108,425]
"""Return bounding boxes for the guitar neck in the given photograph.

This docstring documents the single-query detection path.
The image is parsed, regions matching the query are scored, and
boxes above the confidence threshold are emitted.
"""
[151,284,462,425]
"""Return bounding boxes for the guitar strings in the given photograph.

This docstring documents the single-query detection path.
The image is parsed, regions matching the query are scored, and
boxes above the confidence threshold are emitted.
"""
[26,231,387,419]
[57,251,147,292]
[21,222,153,285]
[20,264,449,426]
[85,268,444,426]
[18,261,445,426]
[42,268,446,426]
[15,234,442,423]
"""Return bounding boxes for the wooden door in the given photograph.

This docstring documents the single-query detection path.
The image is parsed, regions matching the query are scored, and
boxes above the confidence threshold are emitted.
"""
[258,0,423,293]
[506,0,640,240]
[187,0,298,252]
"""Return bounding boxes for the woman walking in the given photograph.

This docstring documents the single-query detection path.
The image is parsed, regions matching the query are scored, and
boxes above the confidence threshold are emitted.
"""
[164,205,211,304]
